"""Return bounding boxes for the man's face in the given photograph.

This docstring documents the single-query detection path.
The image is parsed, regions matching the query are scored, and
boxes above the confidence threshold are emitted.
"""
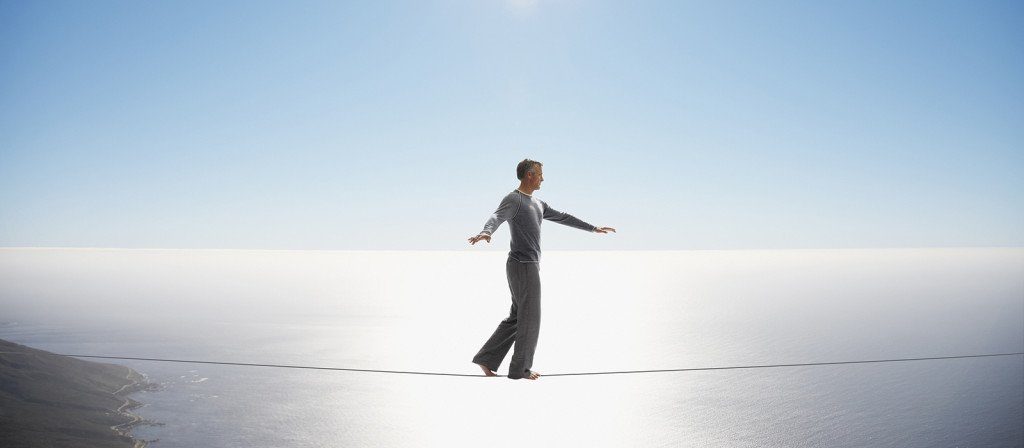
[528,166,544,190]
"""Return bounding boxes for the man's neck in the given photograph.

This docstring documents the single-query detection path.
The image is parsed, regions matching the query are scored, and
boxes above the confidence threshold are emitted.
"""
[516,185,535,196]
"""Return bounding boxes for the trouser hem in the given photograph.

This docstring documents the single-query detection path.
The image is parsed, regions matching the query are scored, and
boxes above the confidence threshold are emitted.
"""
[472,355,500,372]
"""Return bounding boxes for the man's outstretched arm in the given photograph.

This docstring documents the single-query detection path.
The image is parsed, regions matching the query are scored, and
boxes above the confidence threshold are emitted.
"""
[541,201,616,234]
[469,194,521,245]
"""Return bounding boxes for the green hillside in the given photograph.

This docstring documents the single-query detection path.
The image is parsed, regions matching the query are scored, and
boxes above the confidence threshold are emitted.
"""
[0,338,148,448]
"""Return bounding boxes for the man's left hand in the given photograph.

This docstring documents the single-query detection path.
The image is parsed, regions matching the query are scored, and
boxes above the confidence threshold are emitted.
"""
[594,227,616,234]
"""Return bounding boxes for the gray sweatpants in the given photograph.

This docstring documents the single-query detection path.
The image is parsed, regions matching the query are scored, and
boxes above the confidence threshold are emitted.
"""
[472,256,541,379]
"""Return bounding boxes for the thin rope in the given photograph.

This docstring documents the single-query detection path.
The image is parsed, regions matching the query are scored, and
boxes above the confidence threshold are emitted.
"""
[63,354,485,377]
[11,351,1014,378]
[542,352,1024,377]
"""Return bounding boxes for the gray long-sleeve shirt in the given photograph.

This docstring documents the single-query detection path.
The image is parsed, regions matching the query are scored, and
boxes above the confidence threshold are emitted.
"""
[479,189,596,263]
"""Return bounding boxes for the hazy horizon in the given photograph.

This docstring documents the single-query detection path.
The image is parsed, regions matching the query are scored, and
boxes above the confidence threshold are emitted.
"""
[1,247,1021,447]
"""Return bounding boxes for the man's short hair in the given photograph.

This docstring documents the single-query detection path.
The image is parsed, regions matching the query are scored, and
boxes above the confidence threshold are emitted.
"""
[517,159,542,180]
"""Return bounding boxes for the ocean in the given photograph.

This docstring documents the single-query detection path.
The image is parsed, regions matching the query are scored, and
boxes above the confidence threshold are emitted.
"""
[1,248,1022,447]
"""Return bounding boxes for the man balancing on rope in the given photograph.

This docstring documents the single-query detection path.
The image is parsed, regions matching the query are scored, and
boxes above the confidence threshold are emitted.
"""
[468,159,616,380]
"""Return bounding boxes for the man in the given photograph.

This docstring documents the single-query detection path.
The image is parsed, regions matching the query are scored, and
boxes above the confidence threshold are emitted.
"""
[468,159,616,380]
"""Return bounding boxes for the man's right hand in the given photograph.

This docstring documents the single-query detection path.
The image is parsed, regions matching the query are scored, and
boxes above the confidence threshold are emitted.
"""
[468,233,491,245]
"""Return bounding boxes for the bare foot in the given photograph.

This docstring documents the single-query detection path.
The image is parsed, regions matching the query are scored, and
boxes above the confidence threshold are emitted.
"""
[475,363,498,377]
[506,369,542,380]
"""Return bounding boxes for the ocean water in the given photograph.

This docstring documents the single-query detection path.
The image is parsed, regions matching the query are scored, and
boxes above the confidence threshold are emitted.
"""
[1,248,1022,447]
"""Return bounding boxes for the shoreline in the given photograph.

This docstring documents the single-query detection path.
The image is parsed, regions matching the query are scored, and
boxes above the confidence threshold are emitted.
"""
[109,365,156,448]
[0,337,161,447]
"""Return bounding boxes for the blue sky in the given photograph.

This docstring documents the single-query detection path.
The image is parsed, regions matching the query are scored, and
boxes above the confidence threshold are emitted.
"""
[1,0,1021,250]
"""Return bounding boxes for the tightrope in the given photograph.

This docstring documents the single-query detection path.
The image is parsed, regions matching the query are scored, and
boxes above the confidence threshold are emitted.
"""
[16,351,1016,378]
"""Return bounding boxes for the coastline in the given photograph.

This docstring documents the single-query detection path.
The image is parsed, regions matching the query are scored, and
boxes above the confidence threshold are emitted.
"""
[0,337,159,447]
[109,366,154,448]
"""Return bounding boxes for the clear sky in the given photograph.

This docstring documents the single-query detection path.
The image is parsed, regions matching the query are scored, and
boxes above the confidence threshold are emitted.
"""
[1,0,1021,250]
